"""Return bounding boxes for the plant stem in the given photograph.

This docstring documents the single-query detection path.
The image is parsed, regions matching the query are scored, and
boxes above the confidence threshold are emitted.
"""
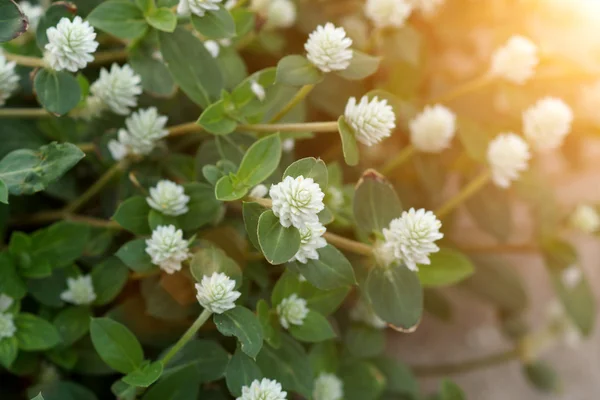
[168,122,204,137]
[239,121,339,133]
[380,145,416,176]
[90,49,128,66]
[3,53,45,68]
[411,348,520,377]
[10,211,122,229]
[4,49,128,69]
[435,170,491,218]
[429,74,493,104]
[0,108,48,118]
[77,143,95,152]
[269,84,315,123]
[161,309,213,366]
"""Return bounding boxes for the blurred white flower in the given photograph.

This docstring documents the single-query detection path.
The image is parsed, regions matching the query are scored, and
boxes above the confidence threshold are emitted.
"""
[381,208,443,271]
[290,221,327,264]
[325,186,344,210]
[250,80,266,101]
[20,1,44,32]
[90,63,142,116]
[237,378,287,400]
[487,133,531,188]
[365,0,413,28]
[569,204,600,234]
[0,312,16,339]
[547,300,581,348]
[108,139,128,161]
[249,184,269,198]
[114,107,169,157]
[71,96,106,121]
[195,272,241,314]
[44,16,98,72]
[60,275,96,305]
[276,293,309,329]
[0,294,13,313]
[313,373,343,400]
[224,0,237,9]
[561,265,583,289]
[147,180,190,216]
[270,175,325,229]
[204,40,220,58]
[0,52,19,106]
[177,0,222,17]
[489,35,538,85]
[282,139,295,152]
[145,225,190,274]
[350,298,387,329]
[522,97,573,152]
[266,0,296,29]
[344,96,396,146]
[409,104,456,153]
[411,0,445,16]
[305,23,353,73]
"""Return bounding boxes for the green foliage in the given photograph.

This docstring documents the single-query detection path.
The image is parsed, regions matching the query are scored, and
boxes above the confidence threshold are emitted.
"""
[145,8,176,32]
[15,313,61,351]
[34,69,82,115]
[0,0,27,42]
[226,348,263,396]
[336,51,381,81]
[90,318,144,374]
[258,210,301,265]
[87,0,148,39]
[287,244,356,290]
[213,306,264,358]
[191,6,236,39]
[523,361,561,394]
[276,55,323,86]
[418,248,475,287]
[337,116,359,166]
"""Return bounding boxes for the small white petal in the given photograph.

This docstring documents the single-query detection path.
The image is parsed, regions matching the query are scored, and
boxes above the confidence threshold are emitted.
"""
[344,96,396,146]
[0,312,16,339]
[522,97,573,152]
[409,104,456,153]
[487,133,531,188]
[313,373,343,400]
[147,180,190,216]
[365,0,413,28]
[44,17,98,72]
[290,221,327,264]
[0,51,19,106]
[237,378,287,400]
[145,225,190,274]
[249,184,269,199]
[177,0,222,17]
[113,107,169,157]
[569,204,600,234]
[195,272,241,314]
[276,293,309,329]
[270,175,325,229]
[489,35,538,85]
[349,298,387,329]
[305,23,353,73]
[204,40,220,58]
[90,63,142,116]
[60,275,96,305]
[282,139,295,152]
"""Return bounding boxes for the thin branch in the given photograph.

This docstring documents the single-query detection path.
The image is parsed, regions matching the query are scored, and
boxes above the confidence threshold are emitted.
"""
[239,121,339,133]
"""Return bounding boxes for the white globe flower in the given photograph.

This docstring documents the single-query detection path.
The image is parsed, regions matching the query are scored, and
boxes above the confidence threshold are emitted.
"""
[276,293,309,329]
[489,35,538,85]
[290,221,327,264]
[267,0,297,29]
[487,133,531,188]
[365,0,413,28]
[0,294,13,312]
[250,80,266,101]
[305,23,353,73]
[204,40,220,58]
[522,97,573,152]
[20,1,44,32]
[349,297,387,329]
[0,52,19,106]
[381,208,444,271]
[237,378,287,400]
[90,63,142,116]
[115,107,169,157]
[145,225,190,274]
[147,180,190,216]
[344,96,396,146]
[569,204,600,234]
[108,139,128,161]
[313,373,343,400]
[70,95,106,121]
[60,275,97,305]
[249,184,269,198]
[44,16,98,72]
[0,312,16,339]
[270,175,325,229]
[409,104,456,153]
[177,0,222,17]
[282,139,295,152]
[195,272,241,314]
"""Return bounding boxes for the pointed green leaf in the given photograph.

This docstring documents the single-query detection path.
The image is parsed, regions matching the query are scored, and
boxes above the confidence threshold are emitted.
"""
[15,313,61,351]
[87,0,148,39]
[226,347,263,396]
[337,116,359,166]
[289,310,336,343]
[91,257,129,306]
[440,379,466,400]
[215,175,249,201]
[53,306,92,347]
[339,361,386,400]
[190,244,242,288]
[113,196,151,235]
[90,317,144,374]
[191,6,235,39]
[417,248,474,287]
[116,238,156,273]
[123,361,163,387]
[237,134,281,186]
[336,50,381,81]
[258,210,301,265]
[0,336,18,368]
[287,244,356,290]
[146,7,176,32]
[162,339,229,382]
[197,99,238,135]
[243,202,267,251]
[283,157,328,189]
[214,306,264,358]
[276,55,323,86]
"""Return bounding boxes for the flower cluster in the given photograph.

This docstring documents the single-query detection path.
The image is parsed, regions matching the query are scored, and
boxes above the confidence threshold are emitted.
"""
[90,63,143,116]
[0,52,19,106]
[60,275,97,305]
[276,293,309,329]
[409,104,457,153]
[305,23,353,73]
[344,96,396,146]
[44,17,98,72]
[237,378,287,400]
[195,272,241,314]
[145,225,190,274]
[147,180,190,216]
[108,107,169,160]
[487,133,531,188]
[522,97,573,152]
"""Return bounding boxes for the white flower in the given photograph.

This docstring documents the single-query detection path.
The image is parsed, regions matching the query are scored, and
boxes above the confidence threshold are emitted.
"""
[409,104,456,153]
[547,300,581,348]
[177,0,222,17]
[350,298,387,329]
[195,272,241,314]
[365,0,413,28]
[522,97,573,152]
[267,0,297,29]
[325,186,344,210]
[411,0,445,16]
[344,96,396,146]
[282,139,295,152]
[108,139,128,161]
[561,265,583,289]
[489,35,538,85]
[290,222,327,264]
[313,373,343,400]
[0,294,13,313]
[60,275,96,305]
[114,107,169,157]
[270,175,325,229]
[44,16,98,72]
[276,293,309,329]
[249,184,269,198]
[145,225,190,274]
[0,312,16,339]
[0,52,19,106]
[305,23,353,73]
[225,0,237,9]
[147,180,190,216]
[70,95,106,120]
[237,378,287,400]
[90,63,142,116]
[569,204,600,234]
[20,1,44,32]
[381,208,443,271]
[204,40,220,58]
[487,133,531,188]
[250,80,266,101]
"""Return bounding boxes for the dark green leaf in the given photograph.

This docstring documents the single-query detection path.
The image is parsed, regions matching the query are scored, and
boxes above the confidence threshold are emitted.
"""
[440,379,466,400]
[215,175,249,201]
[276,55,323,86]
[30,221,90,268]
[112,196,151,235]
[116,238,156,273]
[191,6,235,39]
[162,339,229,382]
[339,361,386,400]
[214,306,263,358]
[287,244,356,290]
[0,336,18,368]
[283,157,328,189]
[417,248,474,287]
[90,317,144,374]
[337,116,359,166]
[129,45,176,97]
[257,299,281,348]
[197,100,238,135]
[372,356,418,397]
[27,267,68,307]
[29,381,97,400]
[523,361,561,394]
[336,50,381,80]
[243,202,267,251]
[0,253,26,299]
[226,347,263,397]
[258,210,301,265]
[15,313,61,351]
[345,324,384,357]
[123,361,163,387]
[190,244,242,288]
[146,7,176,32]
[0,0,28,42]
[91,257,129,306]
[0,179,7,204]
[309,341,339,374]
[179,182,222,231]
[53,306,92,347]
[87,0,148,39]
[289,310,336,343]
[143,365,199,400]
[237,134,281,186]
[34,69,81,115]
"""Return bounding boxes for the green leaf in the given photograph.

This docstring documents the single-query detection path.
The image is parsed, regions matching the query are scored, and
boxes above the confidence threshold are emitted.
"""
[30,221,90,268]
[136,0,154,13]
[87,0,148,39]
[190,244,243,288]
[465,180,512,242]
[123,361,163,387]
[283,157,328,189]
[366,266,423,330]
[287,244,356,290]
[302,285,349,316]
[345,324,384,358]
[372,356,418,397]
[257,299,281,348]
[231,68,277,118]
[148,209,179,231]
[34,69,81,115]
[215,175,249,201]
[31,393,44,400]
[440,379,466,400]
[113,196,151,235]
[276,55,323,86]
[339,361,386,400]
[258,210,301,265]
[243,202,267,251]
[417,248,474,287]
[29,382,97,400]
[337,116,359,166]
[0,336,18,368]
[191,6,236,39]
[197,100,238,135]
[91,257,129,306]
[129,45,176,97]
[237,134,282,186]
[226,347,263,397]
[146,7,176,32]
[309,341,339,374]
[116,238,156,273]
[336,50,381,80]
[35,2,76,48]
[0,179,7,204]
[0,253,26,299]
[53,306,92,347]
[179,182,222,231]
[90,317,144,374]
[162,339,229,382]
[143,365,199,400]
[289,310,336,343]
[27,267,68,307]
[15,313,61,351]
[214,306,264,358]
[523,361,561,394]
[0,0,27,42]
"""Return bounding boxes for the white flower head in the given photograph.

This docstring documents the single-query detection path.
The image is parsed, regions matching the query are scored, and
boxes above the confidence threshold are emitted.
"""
[350,298,387,329]
[90,63,142,116]
[108,139,128,161]
[44,16,98,72]
[71,95,106,121]
[20,1,44,32]
[60,275,96,305]
[345,96,396,146]
[114,107,169,157]
[250,80,266,101]
[0,312,16,339]
[569,204,600,234]
[204,40,220,58]
[267,0,297,29]
[282,139,295,152]
[147,180,190,216]
[313,373,343,400]
[145,225,190,274]
[381,208,444,271]
[325,186,344,210]
[409,104,456,153]
[249,184,269,198]
[561,265,583,289]
[0,52,19,106]
[237,378,287,400]
[305,23,353,73]
[195,272,241,314]
[365,0,413,28]
[487,133,531,188]
[489,35,538,85]
[270,175,325,229]
[411,0,445,16]
[276,293,309,329]
[290,221,327,264]
[0,294,13,313]
[177,0,222,17]
[522,97,573,152]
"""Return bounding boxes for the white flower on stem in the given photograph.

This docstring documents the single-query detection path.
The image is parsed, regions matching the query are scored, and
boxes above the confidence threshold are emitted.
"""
[147,180,190,216]
[381,208,443,271]
[489,35,538,85]
[411,0,445,16]
[365,0,413,28]
[108,139,128,161]
[569,204,600,234]
[522,97,573,152]
[0,294,13,312]
[177,0,222,17]
[350,298,387,329]
[114,107,169,157]
[145,225,190,274]
[44,16,98,72]
[290,221,327,264]
[249,184,269,198]
[276,293,309,329]
[60,275,96,305]
[409,104,456,153]
[270,175,325,229]
[237,378,287,400]
[487,133,531,188]
[267,0,297,29]
[0,312,16,339]
[195,272,241,314]
[20,1,44,32]
[204,40,221,58]
[344,96,396,146]
[0,52,19,106]
[90,63,142,116]
[561,265,583,289]
[250,80,266,101]
[305,23,353,73]
[313,373,343,400]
